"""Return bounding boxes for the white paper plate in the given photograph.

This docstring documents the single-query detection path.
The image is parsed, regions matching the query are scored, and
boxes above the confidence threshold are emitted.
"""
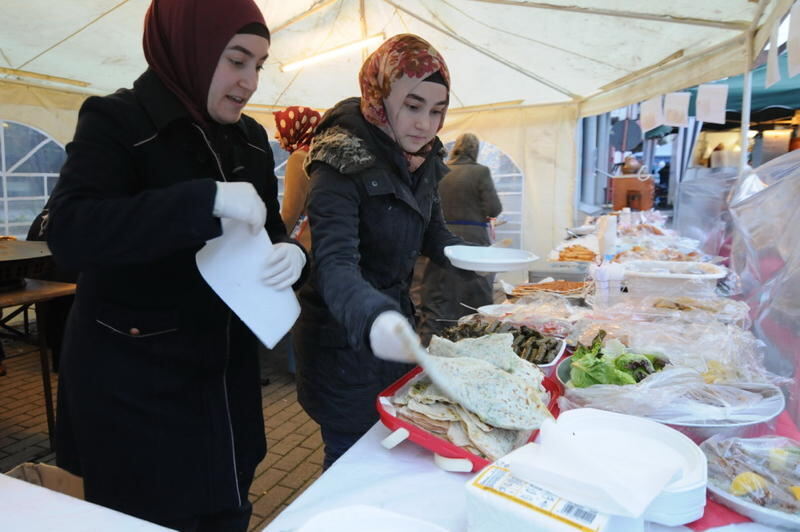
[708,484,800,530]
[476,303,520,318]
[569,224,596,236]
[445,245,538,272]
[297,504,448,532]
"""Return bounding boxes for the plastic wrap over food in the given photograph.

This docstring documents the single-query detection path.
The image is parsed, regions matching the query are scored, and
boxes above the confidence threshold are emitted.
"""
[566,316,788,386]
[589,296,752,329]
[558,367,784,426]
[462,293,586,338]
[675,167,739,257]
[702,435,800,517]
[728,149,800,420]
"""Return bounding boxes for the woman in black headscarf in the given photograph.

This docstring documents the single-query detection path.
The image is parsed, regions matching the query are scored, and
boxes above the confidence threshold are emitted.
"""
[46,0,307,528]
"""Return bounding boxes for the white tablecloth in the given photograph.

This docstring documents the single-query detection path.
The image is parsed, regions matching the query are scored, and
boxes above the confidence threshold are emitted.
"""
[265,423,778,532]
[0,473,170,531]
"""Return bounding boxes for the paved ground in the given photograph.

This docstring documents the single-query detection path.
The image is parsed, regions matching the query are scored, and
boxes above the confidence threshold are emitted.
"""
[0,324,320,531]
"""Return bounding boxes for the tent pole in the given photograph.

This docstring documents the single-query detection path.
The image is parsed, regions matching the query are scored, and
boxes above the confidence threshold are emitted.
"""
[739,31,754,174]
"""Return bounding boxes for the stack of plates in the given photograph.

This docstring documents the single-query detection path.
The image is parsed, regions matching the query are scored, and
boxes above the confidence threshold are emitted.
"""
[551,409,707,526]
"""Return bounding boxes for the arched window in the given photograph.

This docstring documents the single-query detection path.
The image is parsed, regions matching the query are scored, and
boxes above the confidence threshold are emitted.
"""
[443,140,524,248]
[0,121,66,238]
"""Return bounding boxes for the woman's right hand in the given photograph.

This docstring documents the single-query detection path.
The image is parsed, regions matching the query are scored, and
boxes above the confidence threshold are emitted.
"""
[212,182,267,234]
[369,311,418,363]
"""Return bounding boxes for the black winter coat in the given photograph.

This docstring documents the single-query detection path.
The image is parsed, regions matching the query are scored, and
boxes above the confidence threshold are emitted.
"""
[293,98,462,434]
[46,69,306,525]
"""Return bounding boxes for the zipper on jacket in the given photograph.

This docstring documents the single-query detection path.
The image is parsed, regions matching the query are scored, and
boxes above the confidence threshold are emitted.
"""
[193,124,228,182]
[222,311,242,506]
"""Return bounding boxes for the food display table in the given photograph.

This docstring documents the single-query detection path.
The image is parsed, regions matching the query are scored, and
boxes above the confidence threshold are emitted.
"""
[0,473,169,531]
[264,423,778,532]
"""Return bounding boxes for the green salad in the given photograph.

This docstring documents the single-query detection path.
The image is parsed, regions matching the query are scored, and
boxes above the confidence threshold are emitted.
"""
[569,330,668,388]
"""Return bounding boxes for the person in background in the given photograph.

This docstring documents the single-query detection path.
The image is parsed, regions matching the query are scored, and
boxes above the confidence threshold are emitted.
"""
[274,105,322,251]
[418,132,502,344]
[45,0,307,529]
[294,34,465,468]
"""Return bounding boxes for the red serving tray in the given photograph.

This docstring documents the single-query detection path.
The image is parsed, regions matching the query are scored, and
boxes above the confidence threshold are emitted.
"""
[377,366,564,471]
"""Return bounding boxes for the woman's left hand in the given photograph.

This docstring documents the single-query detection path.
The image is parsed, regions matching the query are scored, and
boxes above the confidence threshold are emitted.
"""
[262,243,306,290]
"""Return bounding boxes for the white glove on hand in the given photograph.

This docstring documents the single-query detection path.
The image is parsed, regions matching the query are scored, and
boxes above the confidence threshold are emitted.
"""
[369,310,418,364]
[212,181,266,234]
[261,242,306,290]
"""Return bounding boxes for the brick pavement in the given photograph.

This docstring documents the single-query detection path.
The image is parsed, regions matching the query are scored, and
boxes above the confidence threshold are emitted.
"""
[0,329,322,531]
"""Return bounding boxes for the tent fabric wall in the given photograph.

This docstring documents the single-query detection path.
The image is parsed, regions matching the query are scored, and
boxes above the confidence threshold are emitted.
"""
[442,104,578,259]
[0,78,577,260]
[0,81,84,145]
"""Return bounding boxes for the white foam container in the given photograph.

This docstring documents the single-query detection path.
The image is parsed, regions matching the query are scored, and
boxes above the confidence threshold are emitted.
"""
[623,260,726,297]
[552,409,707,526]
[444,245,538,272]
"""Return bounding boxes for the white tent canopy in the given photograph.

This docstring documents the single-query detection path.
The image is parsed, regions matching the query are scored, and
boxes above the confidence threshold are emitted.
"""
[0,0,793,261]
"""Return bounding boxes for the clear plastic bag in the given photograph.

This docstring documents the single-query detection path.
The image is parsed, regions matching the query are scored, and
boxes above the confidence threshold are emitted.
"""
[473,292,587,338]
[728,150,800,418]
[557,367,784,426]
[675,166,739,257]
[566,315,787,385]
[588,295,752,329]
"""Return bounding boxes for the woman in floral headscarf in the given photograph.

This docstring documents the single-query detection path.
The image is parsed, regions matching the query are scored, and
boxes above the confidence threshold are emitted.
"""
[293,34,467,467]
[273,105,321,250]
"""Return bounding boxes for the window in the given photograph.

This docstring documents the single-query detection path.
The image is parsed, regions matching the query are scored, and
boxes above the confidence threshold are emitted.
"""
[443,140,524,249]
[0,121,66,238]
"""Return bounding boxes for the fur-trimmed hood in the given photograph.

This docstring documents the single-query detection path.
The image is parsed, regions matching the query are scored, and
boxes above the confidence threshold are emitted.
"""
[304,124,375,175]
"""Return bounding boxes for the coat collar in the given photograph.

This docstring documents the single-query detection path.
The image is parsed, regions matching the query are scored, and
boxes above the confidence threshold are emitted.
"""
[133,69,249,140]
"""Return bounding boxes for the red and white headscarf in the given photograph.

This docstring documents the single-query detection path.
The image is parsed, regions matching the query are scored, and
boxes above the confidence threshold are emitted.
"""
[143,0,268,126]
[358,34,450,171]
[273,106,322,153]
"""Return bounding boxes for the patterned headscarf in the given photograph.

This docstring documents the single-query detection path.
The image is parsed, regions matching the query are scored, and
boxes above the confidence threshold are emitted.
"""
[358,34,450,171]
[272,106,322,153]
[143,0,268,126]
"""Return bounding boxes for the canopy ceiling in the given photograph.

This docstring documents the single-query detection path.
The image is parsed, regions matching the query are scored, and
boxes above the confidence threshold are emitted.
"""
[0,0,792,113]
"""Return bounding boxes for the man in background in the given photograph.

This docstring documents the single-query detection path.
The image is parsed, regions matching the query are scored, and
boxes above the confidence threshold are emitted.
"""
[417,132,503,344]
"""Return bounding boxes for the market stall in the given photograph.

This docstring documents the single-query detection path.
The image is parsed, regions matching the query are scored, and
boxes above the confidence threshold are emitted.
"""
[266,153,800,529]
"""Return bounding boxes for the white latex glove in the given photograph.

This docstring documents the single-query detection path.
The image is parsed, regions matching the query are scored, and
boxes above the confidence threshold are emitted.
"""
[369,310,418,363]
[261,242,306,290]
[212,181,266,234]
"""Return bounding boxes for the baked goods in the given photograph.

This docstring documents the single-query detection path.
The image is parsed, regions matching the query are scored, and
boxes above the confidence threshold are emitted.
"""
[613,245,701,263]
[512,280,587,297]
[558,244,596,262]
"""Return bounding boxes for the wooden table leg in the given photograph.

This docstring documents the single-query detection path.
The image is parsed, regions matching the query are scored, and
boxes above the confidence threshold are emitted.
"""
[34,302,56,451]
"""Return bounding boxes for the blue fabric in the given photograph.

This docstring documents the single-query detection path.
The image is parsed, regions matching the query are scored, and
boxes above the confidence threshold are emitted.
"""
[446,220,488,227]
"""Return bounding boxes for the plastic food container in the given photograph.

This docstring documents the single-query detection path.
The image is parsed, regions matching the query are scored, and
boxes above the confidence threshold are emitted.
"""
[623,260,726,297]
[666,383,785,444]
[536,339,567,377]
[377,367,563,472]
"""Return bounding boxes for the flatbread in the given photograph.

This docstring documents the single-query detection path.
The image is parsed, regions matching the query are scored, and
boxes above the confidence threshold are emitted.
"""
[407,378,452,405]
[419,354,551,430]
[429,333,517,372]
